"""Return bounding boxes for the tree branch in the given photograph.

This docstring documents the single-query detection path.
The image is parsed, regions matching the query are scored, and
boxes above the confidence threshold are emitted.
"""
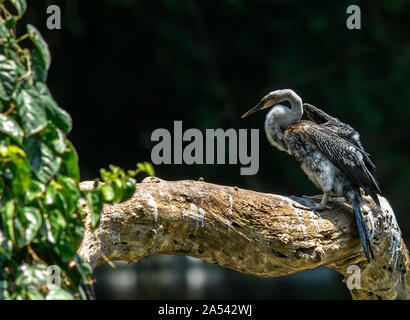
[78,177,410,300]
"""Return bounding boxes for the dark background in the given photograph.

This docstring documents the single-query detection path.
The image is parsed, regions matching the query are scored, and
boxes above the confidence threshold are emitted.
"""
[20,0,410,299]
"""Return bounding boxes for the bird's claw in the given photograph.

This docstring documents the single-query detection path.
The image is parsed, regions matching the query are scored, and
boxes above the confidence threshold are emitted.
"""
[313,204,332,211]
[292,203,310,210]
[302,194,323,200]
[292,203,332,212]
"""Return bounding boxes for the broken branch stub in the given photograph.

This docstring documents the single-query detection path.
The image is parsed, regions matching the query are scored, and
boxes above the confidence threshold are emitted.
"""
[78,177,410,300]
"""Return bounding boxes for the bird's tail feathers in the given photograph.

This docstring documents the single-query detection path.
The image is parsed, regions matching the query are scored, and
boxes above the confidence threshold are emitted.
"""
[363,166,381,207]
[352,188,375,263]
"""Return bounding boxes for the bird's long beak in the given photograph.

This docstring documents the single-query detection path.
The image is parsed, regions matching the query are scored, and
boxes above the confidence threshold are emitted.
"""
[241,100,266,118]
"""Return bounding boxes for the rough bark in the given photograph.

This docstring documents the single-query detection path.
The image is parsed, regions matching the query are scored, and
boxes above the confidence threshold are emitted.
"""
[78,177,410,300]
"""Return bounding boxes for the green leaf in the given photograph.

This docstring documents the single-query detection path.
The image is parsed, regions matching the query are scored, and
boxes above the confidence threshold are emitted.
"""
[137,162,155,176]
[52,130,66,154]
[101,184,115,202]
[35,83,72,133]
[26,287,44,300]
[32,49,47,83]
[59,141,80,182]
[9,0,27,18]
[0,200,16,244]
[110,180,124,203]
[0,230,13,261]
[0,114,24,144]
[0,23,9,39]
[25,180,45,202]
[0,280,8,300]
[16,263,48,289]
[27,25,50,69]
[0,144,31,198]
[40,122,66,154]
[17,89,48,136]
[43,215,55,243]
[46,288,74,300]
[0,55,17,100]
[3,48,18,63]
[57,176,80,217]
[100,165,126,182]
[62,222,84,258]
[3,48,26,79]
[84,190,103,230]
[7,158,31,199]
[24,136,61,184]
[53,240,75,263]
[48,209,67,239]
[5,17,16,29]
[101,180,130,204]
[16,207,42,248]
[44,181,56,206]
[100,168,110,182]
[122,178,136,201]
[54,191,68,214]
[99,165,136,203]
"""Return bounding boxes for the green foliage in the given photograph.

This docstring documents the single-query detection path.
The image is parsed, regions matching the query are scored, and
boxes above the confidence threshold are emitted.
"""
[0,1,153,299]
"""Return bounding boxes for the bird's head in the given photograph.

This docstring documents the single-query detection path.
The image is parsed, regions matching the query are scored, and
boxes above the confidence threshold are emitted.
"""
[241,89,299,118]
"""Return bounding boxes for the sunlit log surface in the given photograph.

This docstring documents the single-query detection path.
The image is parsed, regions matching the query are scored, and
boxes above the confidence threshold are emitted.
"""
[78,177,410,300]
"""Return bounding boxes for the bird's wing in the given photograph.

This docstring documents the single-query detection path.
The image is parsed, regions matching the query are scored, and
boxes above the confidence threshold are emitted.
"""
[304,124,380,197]
[303,103,359,142]
[303,103,336,124]
[303,103,376,170]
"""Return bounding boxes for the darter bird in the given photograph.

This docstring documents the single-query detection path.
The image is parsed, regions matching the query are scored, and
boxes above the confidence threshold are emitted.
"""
[303,102,376,172]
[241,89,380,262]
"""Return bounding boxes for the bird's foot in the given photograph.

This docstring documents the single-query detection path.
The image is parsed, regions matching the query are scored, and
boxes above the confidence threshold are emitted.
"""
[310,203,332,211]
[328,196,347,203]
[292,202,332,213]
[302,194,323,200]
